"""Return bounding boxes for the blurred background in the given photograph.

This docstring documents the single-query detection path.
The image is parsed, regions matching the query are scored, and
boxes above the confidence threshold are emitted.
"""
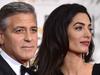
[0,0,100,63]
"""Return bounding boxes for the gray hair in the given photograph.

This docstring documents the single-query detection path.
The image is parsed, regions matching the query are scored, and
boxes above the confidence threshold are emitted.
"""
[0,2,36,31]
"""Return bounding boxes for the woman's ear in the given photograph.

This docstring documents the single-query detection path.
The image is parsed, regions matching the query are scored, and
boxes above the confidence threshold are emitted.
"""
[0,30,4,45]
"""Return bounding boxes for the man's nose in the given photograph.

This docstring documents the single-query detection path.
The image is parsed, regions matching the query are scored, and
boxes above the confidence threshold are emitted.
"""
[24,32,32,42]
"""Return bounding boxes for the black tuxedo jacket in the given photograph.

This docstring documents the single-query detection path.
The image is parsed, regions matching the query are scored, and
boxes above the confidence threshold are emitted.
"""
[0,55,37,75]
[0,55,16,75]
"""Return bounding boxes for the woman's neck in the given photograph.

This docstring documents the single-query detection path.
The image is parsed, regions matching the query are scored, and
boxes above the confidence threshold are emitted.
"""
[61,51,87,75]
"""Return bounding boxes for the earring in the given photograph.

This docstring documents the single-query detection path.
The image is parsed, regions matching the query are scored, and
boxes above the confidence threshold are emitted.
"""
[86,51,89,56]
[82,53,85,59]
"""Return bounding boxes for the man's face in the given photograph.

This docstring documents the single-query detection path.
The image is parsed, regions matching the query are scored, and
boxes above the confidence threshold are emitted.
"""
[1,13,37,64]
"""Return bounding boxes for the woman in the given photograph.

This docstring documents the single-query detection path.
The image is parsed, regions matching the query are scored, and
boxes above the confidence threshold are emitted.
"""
[35,3,100,75]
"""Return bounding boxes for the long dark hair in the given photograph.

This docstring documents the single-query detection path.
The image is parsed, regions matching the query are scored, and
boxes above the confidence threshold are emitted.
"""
[36,3,94,75]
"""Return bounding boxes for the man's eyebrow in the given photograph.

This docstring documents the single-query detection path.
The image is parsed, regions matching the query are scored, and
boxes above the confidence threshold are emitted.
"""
[13,26,25,29]
[32,26,37,28]
[13,26,37,29]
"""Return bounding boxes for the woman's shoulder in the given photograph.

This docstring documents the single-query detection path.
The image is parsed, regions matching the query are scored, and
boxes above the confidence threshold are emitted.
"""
[92,63,100,75]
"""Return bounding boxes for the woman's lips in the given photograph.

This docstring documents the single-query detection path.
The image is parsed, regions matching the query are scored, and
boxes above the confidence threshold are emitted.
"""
[80,41,90,47]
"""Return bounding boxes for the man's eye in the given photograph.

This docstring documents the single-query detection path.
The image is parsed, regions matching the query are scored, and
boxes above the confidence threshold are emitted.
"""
[14,29,24,33]
[75,26,83,31]
[31,28,37,33]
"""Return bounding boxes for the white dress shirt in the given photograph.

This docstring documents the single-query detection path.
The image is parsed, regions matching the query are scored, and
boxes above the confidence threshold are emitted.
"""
[0,49,30,75]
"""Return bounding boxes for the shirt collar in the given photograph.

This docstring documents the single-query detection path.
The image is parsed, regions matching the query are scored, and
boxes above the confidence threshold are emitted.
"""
[1,49,21,75]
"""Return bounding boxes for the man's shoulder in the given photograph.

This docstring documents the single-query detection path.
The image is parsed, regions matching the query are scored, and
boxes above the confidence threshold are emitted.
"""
[0,64,16,75]
[0,70,4,75]
[0,55,16,75]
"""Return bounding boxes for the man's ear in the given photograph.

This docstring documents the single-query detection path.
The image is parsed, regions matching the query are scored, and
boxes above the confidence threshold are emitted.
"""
[0,30,4,45]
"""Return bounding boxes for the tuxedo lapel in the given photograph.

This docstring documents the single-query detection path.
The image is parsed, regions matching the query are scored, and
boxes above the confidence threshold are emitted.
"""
[0,55,16,75]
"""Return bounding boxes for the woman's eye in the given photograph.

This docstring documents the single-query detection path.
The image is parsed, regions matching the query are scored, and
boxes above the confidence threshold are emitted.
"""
[89,27,94,33]
[89,27,93,31]
[75,26,83,31]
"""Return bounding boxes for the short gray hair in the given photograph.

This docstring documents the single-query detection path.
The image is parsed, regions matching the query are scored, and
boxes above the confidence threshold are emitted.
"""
[0,2,36,31]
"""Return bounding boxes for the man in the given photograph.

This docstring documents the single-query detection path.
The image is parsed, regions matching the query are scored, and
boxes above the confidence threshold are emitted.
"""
[0,2,38,75]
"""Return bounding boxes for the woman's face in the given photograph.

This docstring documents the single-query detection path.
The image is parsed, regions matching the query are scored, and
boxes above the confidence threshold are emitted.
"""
[68,13,92,54]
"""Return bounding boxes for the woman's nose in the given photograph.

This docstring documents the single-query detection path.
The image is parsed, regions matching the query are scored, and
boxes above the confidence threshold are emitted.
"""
[84,29,92,39]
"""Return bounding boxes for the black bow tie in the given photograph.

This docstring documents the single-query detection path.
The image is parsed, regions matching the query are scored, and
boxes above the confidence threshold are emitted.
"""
[20,65,33,75]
